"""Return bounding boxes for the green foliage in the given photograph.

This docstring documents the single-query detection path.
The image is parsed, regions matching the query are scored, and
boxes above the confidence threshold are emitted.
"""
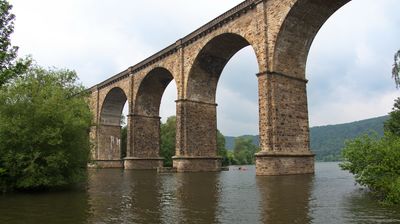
[0,66,92,192]
[340,133,400,204]
[0,0,30,87]
[160,116,176,167]
[233,137,259,165]
[340,49,400,205]
[385,98,400,136]
[217,130,230,166]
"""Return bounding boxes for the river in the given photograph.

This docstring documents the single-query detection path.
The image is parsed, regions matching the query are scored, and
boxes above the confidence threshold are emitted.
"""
[1,162,399,224]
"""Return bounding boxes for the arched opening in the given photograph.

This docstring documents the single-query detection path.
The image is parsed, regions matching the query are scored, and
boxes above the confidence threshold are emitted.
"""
[187,33,254,103]
[182,33,260,167]
[272,0,350,77]
[98,87,128,162]
[273,0,399,162]
[126,67,176,169]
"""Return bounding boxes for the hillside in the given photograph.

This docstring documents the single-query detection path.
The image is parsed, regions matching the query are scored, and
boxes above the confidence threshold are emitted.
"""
[225,115,389,161]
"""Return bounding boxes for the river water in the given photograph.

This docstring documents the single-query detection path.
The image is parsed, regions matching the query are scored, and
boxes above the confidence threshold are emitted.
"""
[1,162,400,224]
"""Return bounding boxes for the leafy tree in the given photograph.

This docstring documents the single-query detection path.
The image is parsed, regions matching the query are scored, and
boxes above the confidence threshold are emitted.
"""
[0,0,30,87]
[384,98,400,136]
[217,130,230,166]
[386,50,400,136]
[0,66,92,192]
[340,133,400,204]
[340,49,400,204]
[160,116,176,167]
[393,49,400,89]
[233,137,258,165]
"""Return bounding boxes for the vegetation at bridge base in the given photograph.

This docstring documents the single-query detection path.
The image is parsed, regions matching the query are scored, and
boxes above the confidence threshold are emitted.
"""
[0,66,92,193]
[340,50,400,205]
[160,116,176,167]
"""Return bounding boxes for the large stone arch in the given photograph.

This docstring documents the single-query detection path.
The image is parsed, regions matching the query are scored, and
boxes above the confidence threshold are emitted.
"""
[255,0,351,175]
[125,67,177,169]
[186,32,260,103]
[272,0,351,78]
[96,87,128,167]
[100,87,128,125]
[174,33,260,171]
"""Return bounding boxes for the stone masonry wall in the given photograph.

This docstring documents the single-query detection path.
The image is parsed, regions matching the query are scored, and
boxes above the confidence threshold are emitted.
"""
[89,0,352,174]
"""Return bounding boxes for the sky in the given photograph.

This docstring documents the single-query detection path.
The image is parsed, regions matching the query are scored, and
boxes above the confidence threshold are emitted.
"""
[8,0,400,136]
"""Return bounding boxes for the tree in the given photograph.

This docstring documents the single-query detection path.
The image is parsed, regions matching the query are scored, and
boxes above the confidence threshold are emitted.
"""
[160,116,176,167]
[393,50,400,89]
[0,0,30,87]
[0,66,92,192]
[217,130,230,166]
[233,137,258,165]
[340,49,400,204]
[386,50,400,135]
[340,134,400,204]
[384,98,400,136]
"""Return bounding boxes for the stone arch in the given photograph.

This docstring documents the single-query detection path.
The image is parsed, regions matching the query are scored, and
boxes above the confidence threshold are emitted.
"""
[272,0,350,78]
[134,67,176,117]
[96,87,128,165]
[100,87,128,125]
[186,32,260,103]
[174,33,260,171]
[125,67,177,169]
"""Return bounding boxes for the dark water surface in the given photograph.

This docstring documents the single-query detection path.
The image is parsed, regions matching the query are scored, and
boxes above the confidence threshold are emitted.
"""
[1,162,400,224]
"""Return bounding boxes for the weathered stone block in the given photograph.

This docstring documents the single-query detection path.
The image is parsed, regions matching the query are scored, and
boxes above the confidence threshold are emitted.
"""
[255,152,314,175]
[173,156,222,172]
[124,157,164,170]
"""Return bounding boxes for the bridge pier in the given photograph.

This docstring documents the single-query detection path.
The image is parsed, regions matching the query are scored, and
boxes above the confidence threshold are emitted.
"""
[124,157,164,170]
[125,114,164,170]
[174,99,222,172]
[93,124,124,168]
[255,71,314,175]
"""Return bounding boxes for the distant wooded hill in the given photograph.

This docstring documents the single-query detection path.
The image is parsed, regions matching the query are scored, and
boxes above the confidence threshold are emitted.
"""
[225,115,389,161]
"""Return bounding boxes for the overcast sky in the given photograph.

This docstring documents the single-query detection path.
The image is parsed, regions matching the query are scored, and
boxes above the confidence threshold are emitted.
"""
[8,0,400,136]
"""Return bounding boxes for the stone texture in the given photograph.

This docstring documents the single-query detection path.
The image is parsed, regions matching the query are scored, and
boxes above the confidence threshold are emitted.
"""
[124,157,163,170]
[255,152,315,175]
[88,0,351,175]
[97,124,122,160]
[173,156,222,172]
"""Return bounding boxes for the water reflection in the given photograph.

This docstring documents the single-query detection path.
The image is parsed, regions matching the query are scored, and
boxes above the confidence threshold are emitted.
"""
[87,169,163,224]
[175,172,219,224]
[257,174,314,224]
[1,163,400,223]
[0,190,89,224]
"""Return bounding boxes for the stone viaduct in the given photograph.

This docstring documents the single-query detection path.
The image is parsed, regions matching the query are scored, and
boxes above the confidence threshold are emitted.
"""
[88,0,350,175]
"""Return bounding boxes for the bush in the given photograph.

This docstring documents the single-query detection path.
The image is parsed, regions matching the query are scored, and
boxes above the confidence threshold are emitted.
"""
[0,66,92,192]
[340,133,400,204]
